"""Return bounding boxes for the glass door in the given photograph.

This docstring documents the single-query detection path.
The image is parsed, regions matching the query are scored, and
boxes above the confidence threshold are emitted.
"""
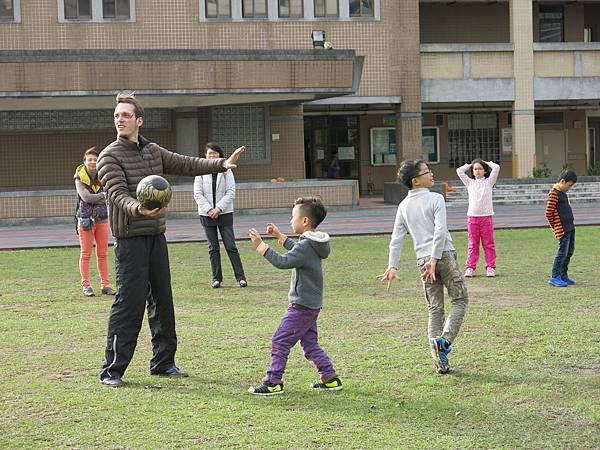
[304,116,360,179]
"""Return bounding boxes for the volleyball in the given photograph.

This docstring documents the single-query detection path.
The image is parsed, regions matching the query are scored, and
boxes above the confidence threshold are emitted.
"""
[136,175,172,210]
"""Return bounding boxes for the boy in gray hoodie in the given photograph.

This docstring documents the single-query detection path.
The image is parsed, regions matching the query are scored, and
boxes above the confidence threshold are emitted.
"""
[248,197,341,395]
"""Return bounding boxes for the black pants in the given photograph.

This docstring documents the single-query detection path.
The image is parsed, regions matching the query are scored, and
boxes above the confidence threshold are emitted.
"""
[203,223,246,282]
[99,233,177,380]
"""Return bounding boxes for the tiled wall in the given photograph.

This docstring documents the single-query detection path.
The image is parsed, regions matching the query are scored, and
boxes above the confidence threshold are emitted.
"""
[534,52,574,77]
[0,130,176,188]
[0,59,355,92]
[0,0,401,99]
[0,181,357,219]
[470,52,514,78]
[421,53,463,79]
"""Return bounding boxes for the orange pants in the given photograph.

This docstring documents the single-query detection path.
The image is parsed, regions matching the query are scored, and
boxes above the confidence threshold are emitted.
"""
[78,221,111,287]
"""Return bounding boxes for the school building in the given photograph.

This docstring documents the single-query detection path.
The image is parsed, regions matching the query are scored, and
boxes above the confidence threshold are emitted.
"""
[1,0,600,220]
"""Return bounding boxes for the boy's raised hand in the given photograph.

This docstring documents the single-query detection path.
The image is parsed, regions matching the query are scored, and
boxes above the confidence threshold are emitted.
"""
[248,228,263,248]
[266,223,281,238]
[377,267,400,291]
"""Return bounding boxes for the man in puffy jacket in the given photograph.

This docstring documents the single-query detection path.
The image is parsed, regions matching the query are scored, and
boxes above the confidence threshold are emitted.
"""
[98,92,245,387]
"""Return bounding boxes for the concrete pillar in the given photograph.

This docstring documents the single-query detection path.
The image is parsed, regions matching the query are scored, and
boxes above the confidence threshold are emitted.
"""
[395,0,422,163]
[510,0,536,177]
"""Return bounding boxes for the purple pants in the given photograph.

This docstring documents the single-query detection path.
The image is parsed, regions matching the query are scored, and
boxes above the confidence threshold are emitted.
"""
[265,304,336,384]
[466,215,496,270]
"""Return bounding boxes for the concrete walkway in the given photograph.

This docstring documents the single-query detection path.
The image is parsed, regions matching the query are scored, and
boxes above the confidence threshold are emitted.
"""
[1,197,599,250]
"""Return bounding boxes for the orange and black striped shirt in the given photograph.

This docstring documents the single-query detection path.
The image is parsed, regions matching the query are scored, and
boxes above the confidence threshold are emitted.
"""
[545,184,574,240]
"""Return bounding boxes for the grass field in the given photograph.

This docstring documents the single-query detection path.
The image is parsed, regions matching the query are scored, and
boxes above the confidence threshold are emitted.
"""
[1,227,599,448]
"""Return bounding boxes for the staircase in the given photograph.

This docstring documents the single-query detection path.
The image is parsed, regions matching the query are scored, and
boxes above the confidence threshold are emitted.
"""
[445,178,600,207]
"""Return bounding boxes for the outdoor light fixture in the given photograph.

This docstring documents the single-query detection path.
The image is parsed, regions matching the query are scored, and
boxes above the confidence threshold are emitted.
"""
[311,30,325,47]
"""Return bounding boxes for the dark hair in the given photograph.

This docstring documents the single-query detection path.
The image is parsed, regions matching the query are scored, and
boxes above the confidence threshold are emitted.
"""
[558,169,577,184]
[116,92,144,118]
[294,196,327,227]
[397,159,427,189]
[468,159,491,179]
[83,146,99,160]
[205,142,224,158]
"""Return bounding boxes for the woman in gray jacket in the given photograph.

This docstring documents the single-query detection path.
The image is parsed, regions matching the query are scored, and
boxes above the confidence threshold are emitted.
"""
[194,143,247,288]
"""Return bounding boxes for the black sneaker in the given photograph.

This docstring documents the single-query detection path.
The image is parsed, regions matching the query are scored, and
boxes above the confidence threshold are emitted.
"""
[248,381,284,396]
[212,280,221,289]
[101,286,117,296]
[239,279,247,288]
[150,365,188,377]
[310,377,343,391]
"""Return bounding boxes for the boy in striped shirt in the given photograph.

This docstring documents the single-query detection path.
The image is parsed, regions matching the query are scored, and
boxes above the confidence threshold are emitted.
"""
[545,169,578,287]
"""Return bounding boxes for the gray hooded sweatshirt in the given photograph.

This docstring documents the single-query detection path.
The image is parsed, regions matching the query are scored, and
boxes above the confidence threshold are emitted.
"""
[263,230,330,309]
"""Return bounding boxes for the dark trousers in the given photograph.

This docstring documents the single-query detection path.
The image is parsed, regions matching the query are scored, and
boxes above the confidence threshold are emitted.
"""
[551,229,575,278]
[203,223,245,282]
[99,233,177,380]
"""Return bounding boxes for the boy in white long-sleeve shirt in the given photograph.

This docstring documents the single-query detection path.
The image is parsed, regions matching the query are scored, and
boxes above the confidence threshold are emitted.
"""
[379,159,469,374]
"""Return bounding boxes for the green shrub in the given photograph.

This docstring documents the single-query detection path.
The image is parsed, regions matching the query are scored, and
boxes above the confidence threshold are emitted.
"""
[587,165,600,176]
[532,163,552,178]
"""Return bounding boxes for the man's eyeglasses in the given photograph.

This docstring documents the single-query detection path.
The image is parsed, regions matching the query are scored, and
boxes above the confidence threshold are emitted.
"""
[412,170,433,179]
[114,112,135,120]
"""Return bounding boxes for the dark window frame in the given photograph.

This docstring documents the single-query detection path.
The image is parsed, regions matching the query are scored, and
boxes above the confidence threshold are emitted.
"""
[349,0,374,18]
[64,0,92,20]
[314,0,338,18]
[0,0,14,22]
[242,0,268,18]
[205,0,232,18]
[539,4,564,42]
[278,0,303,18]
[102,0,131,19]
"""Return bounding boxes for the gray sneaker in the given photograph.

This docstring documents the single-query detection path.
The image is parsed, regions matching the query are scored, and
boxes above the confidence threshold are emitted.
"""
[83,285,94,297]
[101,286,117,295]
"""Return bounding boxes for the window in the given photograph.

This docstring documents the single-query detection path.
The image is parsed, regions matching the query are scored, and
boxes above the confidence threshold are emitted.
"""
[242,0,267,18]
[448,113,499,167]
[314,0,337,17]
[349,0,373,17]
[535,111,564,125]
[59,0,135,22]
[422,128,439,164]
[370,127,396,166]
[0,0,14,21]
[64,0,91,19]
[278,0,303,18]
[0,109,170,132]
[103,0,130,19]
[206,0,231,18]
[539,4,563,42]
[211,106,269,162]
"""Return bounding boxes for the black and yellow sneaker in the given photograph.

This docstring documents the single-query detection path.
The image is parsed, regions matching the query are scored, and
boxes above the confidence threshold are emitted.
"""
[309,377,343,391]
[247,381,284,396]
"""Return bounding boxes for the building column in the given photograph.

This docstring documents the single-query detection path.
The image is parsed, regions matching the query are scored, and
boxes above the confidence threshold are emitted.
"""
[510,0,536,178]
[395,0,422,163]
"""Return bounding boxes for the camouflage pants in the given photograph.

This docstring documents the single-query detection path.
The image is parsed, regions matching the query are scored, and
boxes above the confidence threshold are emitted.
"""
[417,251,469,344]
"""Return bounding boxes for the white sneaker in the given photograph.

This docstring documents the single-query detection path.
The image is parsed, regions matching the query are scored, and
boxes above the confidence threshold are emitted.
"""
[486,268,496,277]
[464,268,475,277]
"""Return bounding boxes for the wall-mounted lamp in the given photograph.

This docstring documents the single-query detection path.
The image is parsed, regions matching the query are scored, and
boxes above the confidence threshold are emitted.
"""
[311,30,325,48]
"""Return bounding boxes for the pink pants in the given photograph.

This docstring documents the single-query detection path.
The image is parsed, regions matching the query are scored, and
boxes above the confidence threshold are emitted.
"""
[466,215,496,270]
[78,221,111,287]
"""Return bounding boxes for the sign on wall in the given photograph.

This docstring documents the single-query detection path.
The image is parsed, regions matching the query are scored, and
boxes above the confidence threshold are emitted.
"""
[502,128,513,154]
